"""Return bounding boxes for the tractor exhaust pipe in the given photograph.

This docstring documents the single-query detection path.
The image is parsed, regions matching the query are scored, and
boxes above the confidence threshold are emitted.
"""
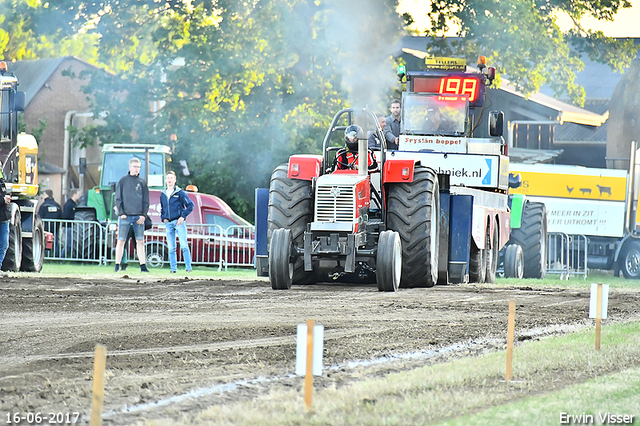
[358,137,367,176]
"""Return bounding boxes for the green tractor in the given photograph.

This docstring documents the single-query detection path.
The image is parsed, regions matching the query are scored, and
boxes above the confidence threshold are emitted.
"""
[86,144,171,222]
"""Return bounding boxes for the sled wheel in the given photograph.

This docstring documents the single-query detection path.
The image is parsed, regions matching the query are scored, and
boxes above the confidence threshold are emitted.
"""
[485,224,499,283]
[469,232,487,283]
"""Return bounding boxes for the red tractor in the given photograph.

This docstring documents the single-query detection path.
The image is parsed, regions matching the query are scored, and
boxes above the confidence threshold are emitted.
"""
[267,108,440,291]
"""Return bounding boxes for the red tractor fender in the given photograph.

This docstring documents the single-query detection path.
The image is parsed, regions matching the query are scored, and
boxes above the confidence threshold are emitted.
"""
[383,158,418,183]
[288,155,323,180]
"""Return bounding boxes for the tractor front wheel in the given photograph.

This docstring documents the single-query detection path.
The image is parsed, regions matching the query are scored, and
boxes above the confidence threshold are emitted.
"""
[269,228,293,290]
[376,230,402,292]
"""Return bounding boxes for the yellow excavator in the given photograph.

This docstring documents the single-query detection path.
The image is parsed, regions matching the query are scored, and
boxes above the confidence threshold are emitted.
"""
[0,61,45,272]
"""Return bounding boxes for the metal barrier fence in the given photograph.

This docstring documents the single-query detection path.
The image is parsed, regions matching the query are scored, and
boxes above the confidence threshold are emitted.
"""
[43,219,104,264]
[43,219,255,269]
[547,232,588,280]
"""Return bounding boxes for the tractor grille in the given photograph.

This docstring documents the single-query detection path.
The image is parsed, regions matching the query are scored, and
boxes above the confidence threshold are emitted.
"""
[315,184,355,223]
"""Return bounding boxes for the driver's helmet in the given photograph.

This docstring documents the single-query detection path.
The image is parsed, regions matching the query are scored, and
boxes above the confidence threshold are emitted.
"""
[344,125,364,151]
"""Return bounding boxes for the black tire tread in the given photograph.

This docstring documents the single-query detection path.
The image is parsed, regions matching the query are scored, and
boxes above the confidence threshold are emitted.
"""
[267,164,314,284]
[504,244,524,279]
[20,216,44,272]
[509,201,547,279]
[386,166,439,288]
[486,224,498,283]
[469,239,486,283]
[376,231,400,292]
[619,239,640,279]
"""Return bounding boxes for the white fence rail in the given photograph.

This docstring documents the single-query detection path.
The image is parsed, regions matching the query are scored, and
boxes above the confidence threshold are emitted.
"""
[43,219,255,269]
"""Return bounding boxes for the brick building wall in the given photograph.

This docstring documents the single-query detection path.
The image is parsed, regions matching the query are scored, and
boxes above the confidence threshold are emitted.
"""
[22,57,94,170]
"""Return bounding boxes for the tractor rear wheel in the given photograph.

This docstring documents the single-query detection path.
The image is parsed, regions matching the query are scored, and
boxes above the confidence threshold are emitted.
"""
[376,230,402,292]
[269,228,293,289]
[387,166,439,288]
[267,164,315,285]
[503,244,524,278]
[20,216,44,272]
[2,209,22,272]
[509,201,547,279]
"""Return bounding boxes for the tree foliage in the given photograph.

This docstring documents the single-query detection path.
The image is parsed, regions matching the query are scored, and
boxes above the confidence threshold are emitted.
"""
[40,0,402,217]
[423,0,637,105]
[1,0,635,218]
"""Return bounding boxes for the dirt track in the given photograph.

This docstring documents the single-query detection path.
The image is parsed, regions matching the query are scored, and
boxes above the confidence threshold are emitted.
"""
[1,276,639,425]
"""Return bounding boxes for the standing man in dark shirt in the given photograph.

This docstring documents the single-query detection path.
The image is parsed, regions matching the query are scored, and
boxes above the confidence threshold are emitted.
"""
[384,99,401,150]
[62,189,81,220]
[113,157,150,273]
[39,189,62,220]
[61,189,82,258]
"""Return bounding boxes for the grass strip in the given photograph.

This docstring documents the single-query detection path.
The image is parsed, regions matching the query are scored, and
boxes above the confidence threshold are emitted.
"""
[438,367,640,426]
[17,263,262,280]
[165,321,640,425]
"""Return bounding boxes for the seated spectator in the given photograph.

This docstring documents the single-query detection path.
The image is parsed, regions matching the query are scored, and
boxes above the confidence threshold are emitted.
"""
[368,113,387,151]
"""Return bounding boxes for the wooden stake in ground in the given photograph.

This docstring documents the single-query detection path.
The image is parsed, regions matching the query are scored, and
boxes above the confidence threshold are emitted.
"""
[90,344,107,426]
[596,283,602,351]
[506,300,515,382]
[305,319,314,412]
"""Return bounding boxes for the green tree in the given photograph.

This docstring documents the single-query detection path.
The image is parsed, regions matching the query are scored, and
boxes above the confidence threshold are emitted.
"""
[421,0,637,105]
[53,0,403,218]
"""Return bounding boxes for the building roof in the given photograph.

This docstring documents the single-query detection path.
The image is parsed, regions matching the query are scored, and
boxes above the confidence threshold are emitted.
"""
[39,161,68,175]
[8,56,103,107]
[498,80,608,127]
[8,58,67,106]
[554,100,610,144]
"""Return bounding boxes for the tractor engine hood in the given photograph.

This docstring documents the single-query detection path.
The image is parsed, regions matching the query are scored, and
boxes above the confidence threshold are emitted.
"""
[312,173,370,233]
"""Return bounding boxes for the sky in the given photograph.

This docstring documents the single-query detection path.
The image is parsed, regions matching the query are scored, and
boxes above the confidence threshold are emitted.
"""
[397,0,640,38]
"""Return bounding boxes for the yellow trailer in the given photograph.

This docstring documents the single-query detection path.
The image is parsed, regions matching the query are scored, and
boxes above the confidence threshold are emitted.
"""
[510,162,640,278]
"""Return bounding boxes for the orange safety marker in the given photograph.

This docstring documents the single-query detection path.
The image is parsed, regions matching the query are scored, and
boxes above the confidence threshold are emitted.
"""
[90,344,107,426]
[304,319,314,411]
[505,300,515,382]
[595,284,602,351]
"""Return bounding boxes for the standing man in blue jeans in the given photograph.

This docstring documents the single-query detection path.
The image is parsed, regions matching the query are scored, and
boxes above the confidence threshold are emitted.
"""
[160,171,194,273]
[0,164,10,276]
[114,157,150,272]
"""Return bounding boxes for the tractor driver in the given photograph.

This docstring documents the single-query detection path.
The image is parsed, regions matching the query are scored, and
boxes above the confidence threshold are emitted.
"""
[333,125,379,173]
[423,106,456,134]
